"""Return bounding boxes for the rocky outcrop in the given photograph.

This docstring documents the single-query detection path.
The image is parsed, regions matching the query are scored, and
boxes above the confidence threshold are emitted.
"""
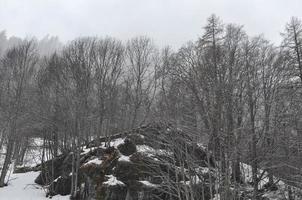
[35,123,217,199]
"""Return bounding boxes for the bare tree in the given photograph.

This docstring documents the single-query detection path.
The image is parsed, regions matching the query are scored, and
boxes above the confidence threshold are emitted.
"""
[61,38,95,197]
[0,40,37,186]
[125,36,158,128]
[282,17,302,83]
[91,38,124,137]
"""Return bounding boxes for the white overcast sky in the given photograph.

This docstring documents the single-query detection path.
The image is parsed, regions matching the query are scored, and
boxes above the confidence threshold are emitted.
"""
[0,0,301,49]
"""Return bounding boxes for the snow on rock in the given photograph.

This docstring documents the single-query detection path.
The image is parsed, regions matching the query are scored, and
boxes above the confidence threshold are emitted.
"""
[197,143,206,150]
[136,145,172,157]
[82,138,126,154]
[81,147,93,155]
[196,166,210,174]
[53,176,62,183]
[84,158,103,166]
[139,180,158,188]
[136,145,154,154]
[118,155,131,162]
[0,172,69,200]
[109,138,125,148]
[103,175,125,186]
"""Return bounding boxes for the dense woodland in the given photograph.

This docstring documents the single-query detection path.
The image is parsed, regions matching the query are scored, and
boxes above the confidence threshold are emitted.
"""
[0,14,302,199]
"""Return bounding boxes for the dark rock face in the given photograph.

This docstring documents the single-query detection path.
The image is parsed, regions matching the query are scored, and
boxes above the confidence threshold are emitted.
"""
[34,154,74,197]
[36,123,216,200]
[48,176,72,196]
[97,184,127,200]
[114,161,140,183]
[117,138,137,156]
[34,154,69,185]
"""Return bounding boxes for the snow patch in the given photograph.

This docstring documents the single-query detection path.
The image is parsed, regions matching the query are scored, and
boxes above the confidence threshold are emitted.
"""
[139,180,158,187]
[137,145,172,157]
[81,147,92,155]
[118,155,131,162]
[197,143,206,150]
[196,166,210,174]
[84,158,102,166]
[109,138,125,147]
[0,172,69,200]
[103,175,125,186]
[53,176,62,183]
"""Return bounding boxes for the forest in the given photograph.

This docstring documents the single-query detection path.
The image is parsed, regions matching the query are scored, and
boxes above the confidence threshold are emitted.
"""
[0,14,302,200]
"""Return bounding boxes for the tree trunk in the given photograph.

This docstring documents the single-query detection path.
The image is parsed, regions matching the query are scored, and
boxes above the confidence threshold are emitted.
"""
[0,138,15,187]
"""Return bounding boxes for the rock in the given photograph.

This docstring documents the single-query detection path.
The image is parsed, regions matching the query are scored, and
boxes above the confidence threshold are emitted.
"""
[114,161,140,183]
[35,123,218,200]
[192,146,215,167]
[97,184,127,200]
[35,154,70,185]
[80,160,104,182]
[126,133,145,145]
[48,176,72,196]
[117,138,136,156]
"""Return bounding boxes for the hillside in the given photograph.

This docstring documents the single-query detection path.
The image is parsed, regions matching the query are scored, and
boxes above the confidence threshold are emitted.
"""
[0,123,301,200]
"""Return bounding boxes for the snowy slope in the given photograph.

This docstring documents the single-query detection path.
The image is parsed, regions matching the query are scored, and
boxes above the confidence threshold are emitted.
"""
[0,138,69,200]
[0,171,69,200]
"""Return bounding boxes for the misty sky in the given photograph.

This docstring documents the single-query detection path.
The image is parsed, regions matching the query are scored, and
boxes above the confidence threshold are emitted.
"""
[0,0,301,49]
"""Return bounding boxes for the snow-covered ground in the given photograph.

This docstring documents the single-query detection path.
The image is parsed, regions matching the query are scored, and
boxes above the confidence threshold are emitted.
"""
[0,138,69,199]
[0,171,69,200]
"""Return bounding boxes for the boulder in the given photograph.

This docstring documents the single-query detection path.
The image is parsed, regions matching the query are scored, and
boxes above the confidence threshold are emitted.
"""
[117,138,136,156]
[114,161,140,183]
[48,176,72,196]
[126,133,145,145]
[35,154,72,185]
